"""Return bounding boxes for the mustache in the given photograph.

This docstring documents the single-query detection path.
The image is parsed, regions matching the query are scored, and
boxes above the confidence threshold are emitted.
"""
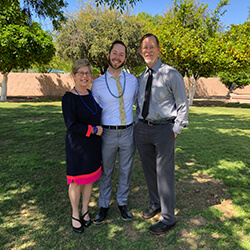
[145,53,154,56]
[108,57,125,69]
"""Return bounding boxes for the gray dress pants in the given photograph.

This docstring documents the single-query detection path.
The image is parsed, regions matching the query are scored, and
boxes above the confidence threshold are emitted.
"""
[134,120,176,225]
[98,125,135,208]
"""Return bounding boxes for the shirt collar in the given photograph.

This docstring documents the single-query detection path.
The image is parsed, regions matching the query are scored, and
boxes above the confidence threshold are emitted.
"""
[146,58,162,73]
[107,68,123,78]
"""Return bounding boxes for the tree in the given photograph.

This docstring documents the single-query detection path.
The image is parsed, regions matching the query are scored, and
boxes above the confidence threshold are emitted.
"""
[0,0,142,30]
[220,22,250,72]
[55,1,144,74]
[137,12,164,33]
[218,21,250,93]
[0,0,68,30]
[0,2,55,101]
[94,0,141,11]
[152,0,235,105]
[219,71,250,93]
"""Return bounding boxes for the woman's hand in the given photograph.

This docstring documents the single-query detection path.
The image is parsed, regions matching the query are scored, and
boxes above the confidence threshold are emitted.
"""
[95,126,103,136]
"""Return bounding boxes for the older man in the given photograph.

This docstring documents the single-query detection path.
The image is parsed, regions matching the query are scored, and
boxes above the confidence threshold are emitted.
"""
[135,34,189,235]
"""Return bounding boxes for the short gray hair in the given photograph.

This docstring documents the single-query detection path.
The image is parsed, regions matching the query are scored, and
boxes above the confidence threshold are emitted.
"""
[72,59,92,75]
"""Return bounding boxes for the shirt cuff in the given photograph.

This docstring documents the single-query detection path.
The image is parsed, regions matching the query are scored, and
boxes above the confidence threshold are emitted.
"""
[86,125,92,137]
[173,121,188,134]
[173,124,183,134]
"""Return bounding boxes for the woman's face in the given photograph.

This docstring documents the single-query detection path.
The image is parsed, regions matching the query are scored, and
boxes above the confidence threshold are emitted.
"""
[73,66,92,88]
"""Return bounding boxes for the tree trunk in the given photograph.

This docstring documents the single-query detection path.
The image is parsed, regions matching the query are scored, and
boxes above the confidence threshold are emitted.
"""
[188,76,197,106]
[188,77,191,104]
[1,72,8,101]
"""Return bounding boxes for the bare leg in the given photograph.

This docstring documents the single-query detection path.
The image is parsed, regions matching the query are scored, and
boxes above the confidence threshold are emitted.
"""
[69,182,81,228]
[81,183,93,220]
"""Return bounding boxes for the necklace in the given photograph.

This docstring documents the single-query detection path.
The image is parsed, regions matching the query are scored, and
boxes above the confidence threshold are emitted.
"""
[105,71,126,98]
[74,87,97,115]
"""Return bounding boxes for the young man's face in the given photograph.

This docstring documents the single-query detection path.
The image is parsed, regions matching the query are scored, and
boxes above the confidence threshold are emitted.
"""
[108,43,127,70]
[139,36,161,68]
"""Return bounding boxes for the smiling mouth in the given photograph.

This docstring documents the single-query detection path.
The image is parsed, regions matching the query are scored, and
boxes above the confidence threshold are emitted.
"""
[113,60,121,64]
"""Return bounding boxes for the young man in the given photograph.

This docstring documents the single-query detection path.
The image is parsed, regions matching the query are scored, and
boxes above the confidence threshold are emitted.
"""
[92,40,138,224]
[135,34,189,235]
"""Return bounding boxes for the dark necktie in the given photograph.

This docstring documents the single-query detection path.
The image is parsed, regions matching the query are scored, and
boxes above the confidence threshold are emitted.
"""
[142,68,153,119]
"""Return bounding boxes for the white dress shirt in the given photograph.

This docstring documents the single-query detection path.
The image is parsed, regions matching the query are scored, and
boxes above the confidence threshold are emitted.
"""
[92,70,138,126]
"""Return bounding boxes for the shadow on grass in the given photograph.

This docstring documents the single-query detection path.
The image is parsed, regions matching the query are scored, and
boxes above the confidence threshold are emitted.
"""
[0,103,249,249]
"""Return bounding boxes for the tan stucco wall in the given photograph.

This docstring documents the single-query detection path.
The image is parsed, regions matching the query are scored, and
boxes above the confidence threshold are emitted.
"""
[1,73,250,98]
[183,77,229,97]
[0,73,74,97]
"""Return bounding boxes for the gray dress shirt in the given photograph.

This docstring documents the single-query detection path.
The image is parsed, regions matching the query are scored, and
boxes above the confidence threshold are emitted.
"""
[137,58,189,134]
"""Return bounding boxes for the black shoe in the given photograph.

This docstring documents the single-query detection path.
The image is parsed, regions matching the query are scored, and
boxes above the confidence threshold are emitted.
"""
[82,211,92,227]
[72,216,84,233]
[93,207,109,225]
[149,221,176,235]
[118,205,133,221]
[142,207,161,219]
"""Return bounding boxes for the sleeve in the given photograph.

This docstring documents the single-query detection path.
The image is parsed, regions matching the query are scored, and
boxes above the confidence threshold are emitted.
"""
[133,77,139,106]
[91,79,100,105]
[169,70,189,134]
[62,93,92,137]
[133,77,140,124]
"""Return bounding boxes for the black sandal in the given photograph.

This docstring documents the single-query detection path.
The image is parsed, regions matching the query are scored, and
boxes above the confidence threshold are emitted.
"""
[72,216,84,233]
[82,211,92,227]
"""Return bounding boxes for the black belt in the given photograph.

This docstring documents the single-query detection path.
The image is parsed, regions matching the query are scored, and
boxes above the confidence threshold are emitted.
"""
[139,119,174,126]
[103,123,133,130]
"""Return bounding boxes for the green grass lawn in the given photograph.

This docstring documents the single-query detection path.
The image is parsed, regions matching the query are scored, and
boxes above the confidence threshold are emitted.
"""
[0,99,249,249]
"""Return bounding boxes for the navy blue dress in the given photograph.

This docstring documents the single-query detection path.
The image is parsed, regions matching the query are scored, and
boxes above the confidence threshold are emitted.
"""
[62,90,102,185]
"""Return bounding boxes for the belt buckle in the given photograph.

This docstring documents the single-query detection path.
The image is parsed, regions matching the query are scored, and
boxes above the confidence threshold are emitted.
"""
[147,120,154,126]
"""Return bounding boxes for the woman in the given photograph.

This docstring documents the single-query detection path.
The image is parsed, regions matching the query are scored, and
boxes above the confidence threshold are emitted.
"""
[62,59,103,233]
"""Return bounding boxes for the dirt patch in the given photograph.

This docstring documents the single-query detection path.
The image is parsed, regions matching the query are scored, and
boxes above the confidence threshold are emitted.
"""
[175,171,240,247]
[213,199,238,220]
[176,172,231,216]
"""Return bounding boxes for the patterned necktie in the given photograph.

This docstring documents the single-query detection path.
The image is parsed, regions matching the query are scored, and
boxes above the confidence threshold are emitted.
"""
[111,76,127,125]
[142,68,153,119]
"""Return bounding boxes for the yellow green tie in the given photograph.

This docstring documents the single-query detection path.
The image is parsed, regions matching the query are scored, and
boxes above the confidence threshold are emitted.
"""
[111,76,127,125]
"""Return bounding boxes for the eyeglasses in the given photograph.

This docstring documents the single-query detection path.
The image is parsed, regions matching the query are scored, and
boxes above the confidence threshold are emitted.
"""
[76,71,91,77]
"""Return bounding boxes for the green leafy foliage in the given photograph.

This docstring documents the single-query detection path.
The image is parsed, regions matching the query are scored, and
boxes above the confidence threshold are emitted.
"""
[0,0,142,29]
[156,0,230,78]
[218,21,250,91]
[94,0,140,11]
[0,22,55,73]
[137,12,164,33]
[219,71,250,92]
[0,2,55,74]
[0,0,68,30]
[146,0,250,105]
[55,2,145,74]
[0,1,56,100]
[219,22,250,72]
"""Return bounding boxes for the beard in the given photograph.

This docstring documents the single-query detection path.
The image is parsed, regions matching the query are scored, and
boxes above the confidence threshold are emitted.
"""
[143,54,157,66]
[108,56,126,70]
[145,58,156,65]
